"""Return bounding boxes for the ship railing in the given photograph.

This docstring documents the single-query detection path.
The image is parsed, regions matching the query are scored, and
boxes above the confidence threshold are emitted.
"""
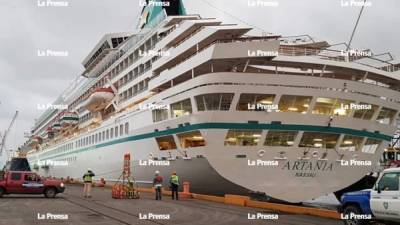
[278,46,400,73]
[164,37,279,72]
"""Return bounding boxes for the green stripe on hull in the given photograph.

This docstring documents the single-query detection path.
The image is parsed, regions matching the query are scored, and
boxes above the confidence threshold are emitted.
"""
[36,122,392,161]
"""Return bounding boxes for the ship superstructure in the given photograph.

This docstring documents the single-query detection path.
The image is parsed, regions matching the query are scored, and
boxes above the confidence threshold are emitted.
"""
[24,0,400,202]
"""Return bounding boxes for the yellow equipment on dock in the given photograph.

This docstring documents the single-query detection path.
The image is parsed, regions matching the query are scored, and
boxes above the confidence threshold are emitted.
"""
[111,153,140,199]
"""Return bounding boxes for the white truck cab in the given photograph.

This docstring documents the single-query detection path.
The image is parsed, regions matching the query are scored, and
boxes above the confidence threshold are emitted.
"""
[341,168,400,225]
[371,167,400,222]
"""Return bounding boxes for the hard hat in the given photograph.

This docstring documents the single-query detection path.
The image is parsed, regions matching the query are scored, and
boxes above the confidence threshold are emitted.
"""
[88,168,91,171]
[155,170,160,174]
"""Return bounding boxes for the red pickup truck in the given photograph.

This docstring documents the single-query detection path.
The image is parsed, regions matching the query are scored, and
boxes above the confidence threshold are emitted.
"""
[0,171,65,198]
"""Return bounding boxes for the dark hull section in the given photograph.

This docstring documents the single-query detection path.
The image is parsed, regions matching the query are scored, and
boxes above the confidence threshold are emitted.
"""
[334,174,377,200]
[133,157,250,196]
[4,158,31,171]
[132,157,285,203]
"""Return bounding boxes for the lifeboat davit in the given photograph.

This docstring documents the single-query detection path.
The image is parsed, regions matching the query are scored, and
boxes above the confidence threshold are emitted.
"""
[83,87,114,112]
[60,112,79,127]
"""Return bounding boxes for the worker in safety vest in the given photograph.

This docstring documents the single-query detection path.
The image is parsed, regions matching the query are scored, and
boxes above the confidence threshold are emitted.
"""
[153,171,163,200]
[83,168,95,198]
[169,171,180,200]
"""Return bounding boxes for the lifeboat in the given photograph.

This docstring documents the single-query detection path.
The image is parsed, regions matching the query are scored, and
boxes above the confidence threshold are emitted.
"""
[60,112,79,127]
[29,136,42,146]
[46,127,54,139]
[83,87,114,112]
[52,122,61,131]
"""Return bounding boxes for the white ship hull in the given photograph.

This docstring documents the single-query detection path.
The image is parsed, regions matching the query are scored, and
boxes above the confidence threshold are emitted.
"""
[27,72,395,202]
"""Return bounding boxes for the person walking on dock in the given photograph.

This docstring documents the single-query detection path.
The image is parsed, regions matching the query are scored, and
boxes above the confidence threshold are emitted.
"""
[153,171,163,200]
[169,171,180,200]
[83,168,95,198]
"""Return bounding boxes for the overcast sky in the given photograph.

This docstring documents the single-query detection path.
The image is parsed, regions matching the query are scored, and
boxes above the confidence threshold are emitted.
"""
[0,0,399,160]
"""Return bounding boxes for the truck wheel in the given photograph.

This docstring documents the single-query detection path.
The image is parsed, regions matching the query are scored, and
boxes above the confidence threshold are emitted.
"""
[0,187,4,198]
[44,187,57,198]
[343,205,368,225]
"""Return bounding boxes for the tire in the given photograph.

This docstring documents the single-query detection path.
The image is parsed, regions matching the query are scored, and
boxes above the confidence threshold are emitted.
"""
[44,187,57,198]
[342,205,368,225]
[0,187,4,198]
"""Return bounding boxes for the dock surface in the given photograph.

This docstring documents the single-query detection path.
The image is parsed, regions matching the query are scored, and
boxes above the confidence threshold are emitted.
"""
[0,185,345,225]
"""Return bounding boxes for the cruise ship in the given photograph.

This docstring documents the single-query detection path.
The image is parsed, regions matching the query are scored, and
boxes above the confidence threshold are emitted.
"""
[23,0,400,203]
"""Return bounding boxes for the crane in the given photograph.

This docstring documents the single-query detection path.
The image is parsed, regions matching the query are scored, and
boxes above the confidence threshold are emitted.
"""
[0,111,19,157]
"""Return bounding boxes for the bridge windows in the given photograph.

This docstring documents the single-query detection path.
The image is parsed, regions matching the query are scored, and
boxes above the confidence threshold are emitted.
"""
[264,131,297,147]
[152,108,168,122]
[362,138,382,154]
[299,132,340,149]
[177,131,205,148]
[339,135,364,151]
[171,98,192,118]
[195,93,234,111]
[224,129,262,146]
[278,95,312,114]
[236,93,276,111]
[125,122,129,135]
[312,98,355,116]
[376,107,397,124]
[156,135,177,150]
[353,103,379,120]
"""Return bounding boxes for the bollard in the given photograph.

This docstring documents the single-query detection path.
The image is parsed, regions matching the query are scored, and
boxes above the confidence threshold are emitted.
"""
[180,181,192,198]
[183,182,190,193]
[97,178,106,187]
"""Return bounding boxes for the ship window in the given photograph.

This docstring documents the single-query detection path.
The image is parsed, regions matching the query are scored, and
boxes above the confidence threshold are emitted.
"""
[102,131,105,141]
[224,129,262,146]
[110,128,114,138]
[120,125,123,136]
[98,132,102,142]
[264,131,297,147]
[171,98,192,118]
[353,103,379,120]
[299,132,340,149]
[115,126,118,138]
[88,136,91,145]
[106,130,109,139]
[177,131,205,148]
[125,122,129,135]
[95,134,98,143]
[152,109,169,122]
[236,93,276,111]
[376,107,397,124]
[195,93,234,111]
[339,135,364,151]
[278,95,312,114]
[312,97,355,116]
[362,138,381,154]
[155,135,177,150]
[92,135,94,144]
